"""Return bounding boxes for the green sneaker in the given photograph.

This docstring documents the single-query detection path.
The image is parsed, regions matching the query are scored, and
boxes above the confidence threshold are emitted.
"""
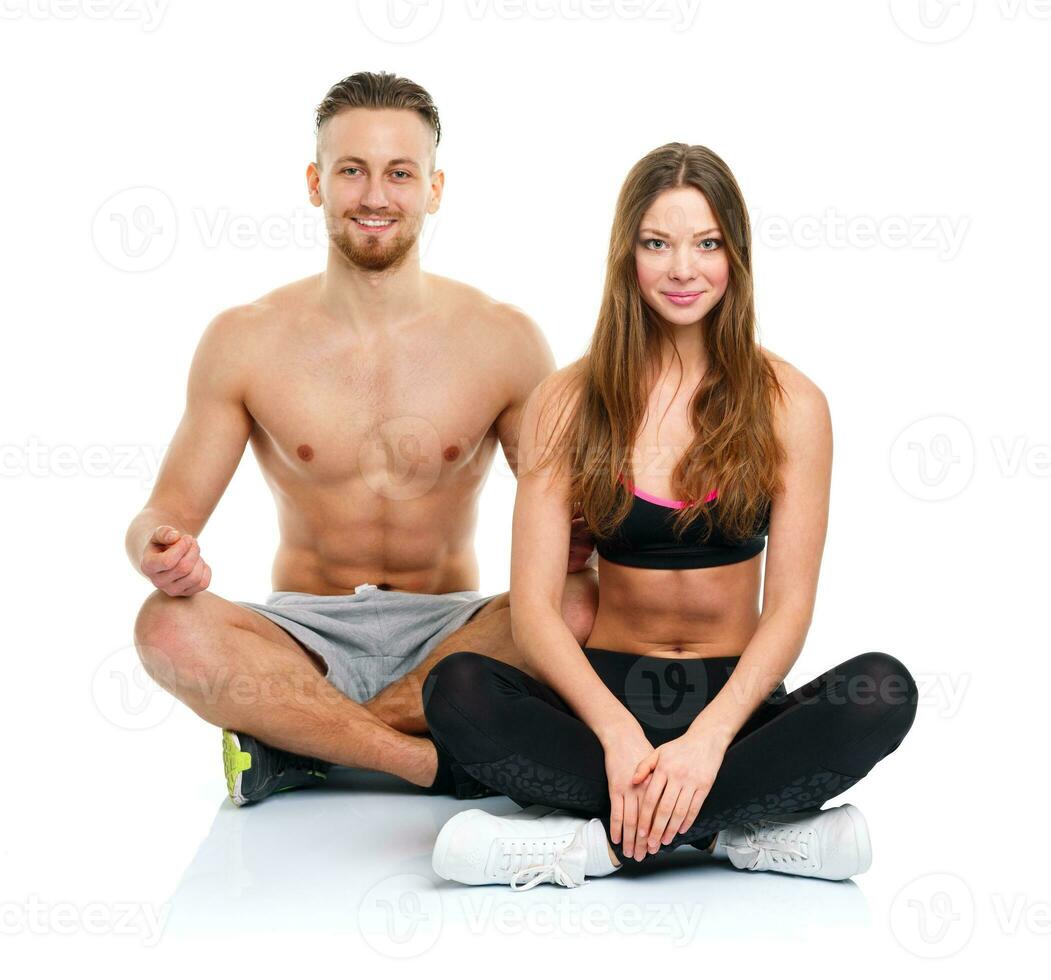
[222,729,331,806]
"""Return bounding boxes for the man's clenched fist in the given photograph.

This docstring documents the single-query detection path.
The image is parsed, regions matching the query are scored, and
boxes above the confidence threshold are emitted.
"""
[141,525,212,597]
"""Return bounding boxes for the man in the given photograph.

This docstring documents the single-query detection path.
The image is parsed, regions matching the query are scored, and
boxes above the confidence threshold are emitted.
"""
[127,71,598,806]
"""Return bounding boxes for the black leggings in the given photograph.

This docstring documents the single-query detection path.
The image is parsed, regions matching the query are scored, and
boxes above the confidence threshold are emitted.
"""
[422,648,917,861]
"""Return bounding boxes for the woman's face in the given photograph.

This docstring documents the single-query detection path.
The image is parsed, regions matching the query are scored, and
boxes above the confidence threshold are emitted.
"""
[634,186,730,328]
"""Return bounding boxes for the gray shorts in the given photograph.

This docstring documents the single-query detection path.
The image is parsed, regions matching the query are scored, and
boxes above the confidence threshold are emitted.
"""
[233,583,500,703]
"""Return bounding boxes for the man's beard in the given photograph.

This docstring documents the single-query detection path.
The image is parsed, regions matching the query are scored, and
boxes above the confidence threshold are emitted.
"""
[328,211,422,272]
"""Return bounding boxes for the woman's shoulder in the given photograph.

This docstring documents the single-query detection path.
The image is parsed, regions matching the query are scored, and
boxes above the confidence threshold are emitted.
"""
[758,346,831,439]
[760,346,827,404]
[529,358,588,417]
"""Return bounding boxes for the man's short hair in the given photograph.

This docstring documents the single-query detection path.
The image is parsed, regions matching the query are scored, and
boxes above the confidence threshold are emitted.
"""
[314,71,441,168]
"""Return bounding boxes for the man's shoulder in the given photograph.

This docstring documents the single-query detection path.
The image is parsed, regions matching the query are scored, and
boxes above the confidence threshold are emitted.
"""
[429,274,541,340]
[205,275,319,340]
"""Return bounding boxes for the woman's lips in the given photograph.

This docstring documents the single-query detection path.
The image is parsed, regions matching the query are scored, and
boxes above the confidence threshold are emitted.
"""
[662,291,704,306]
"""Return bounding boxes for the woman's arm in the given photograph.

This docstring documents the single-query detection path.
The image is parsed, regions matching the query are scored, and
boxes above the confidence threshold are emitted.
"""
[509,370,636,741]
[691,363,833,742]
[511,370,662,857]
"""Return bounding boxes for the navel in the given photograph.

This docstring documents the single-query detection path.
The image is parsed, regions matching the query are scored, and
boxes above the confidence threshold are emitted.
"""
[443,445,461,462]
[296,443,314,462]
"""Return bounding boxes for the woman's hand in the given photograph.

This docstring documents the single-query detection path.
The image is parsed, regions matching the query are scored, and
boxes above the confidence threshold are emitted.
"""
[629,724,732,858]
[600,724,657,860]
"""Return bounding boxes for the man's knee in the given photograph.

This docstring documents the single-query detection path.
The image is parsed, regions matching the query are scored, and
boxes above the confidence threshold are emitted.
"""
[422,651,494,728]
[133,589,218,690]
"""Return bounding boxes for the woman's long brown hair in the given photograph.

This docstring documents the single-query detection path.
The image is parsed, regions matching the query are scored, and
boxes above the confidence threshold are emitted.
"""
[533,142,787,544]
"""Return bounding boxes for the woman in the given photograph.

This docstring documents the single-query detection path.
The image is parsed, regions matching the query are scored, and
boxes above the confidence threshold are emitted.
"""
[421,143,918,889]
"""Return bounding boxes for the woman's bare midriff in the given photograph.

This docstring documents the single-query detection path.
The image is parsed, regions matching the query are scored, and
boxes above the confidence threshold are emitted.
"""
[585,553,763,659]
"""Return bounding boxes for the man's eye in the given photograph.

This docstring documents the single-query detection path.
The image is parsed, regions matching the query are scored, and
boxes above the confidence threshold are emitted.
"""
[391,170,411,179]
[342,167,361,176]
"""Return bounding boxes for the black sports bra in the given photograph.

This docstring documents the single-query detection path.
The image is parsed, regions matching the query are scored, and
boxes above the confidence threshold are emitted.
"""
[594,475,770,570]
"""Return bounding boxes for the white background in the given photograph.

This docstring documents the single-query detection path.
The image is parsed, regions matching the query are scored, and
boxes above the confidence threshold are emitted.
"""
[2,0,1049,974]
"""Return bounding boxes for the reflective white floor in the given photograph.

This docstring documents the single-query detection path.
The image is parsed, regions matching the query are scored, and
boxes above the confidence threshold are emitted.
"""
[14,701,1048,976]
[165,769,873,945]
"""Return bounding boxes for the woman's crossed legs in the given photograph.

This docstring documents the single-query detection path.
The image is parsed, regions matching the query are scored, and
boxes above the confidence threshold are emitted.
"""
[422,647,918,864]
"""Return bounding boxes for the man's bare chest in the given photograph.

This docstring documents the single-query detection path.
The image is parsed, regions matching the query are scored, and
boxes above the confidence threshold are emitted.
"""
[244,335,506,495]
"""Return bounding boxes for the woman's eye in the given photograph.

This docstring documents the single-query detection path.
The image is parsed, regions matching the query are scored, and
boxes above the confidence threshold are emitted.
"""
[642,238,667,250]
[699,238,722,250]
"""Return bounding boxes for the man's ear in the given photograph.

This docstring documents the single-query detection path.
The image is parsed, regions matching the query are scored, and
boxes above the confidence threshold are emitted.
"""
[428,168,445,214]
[306,161,323,205]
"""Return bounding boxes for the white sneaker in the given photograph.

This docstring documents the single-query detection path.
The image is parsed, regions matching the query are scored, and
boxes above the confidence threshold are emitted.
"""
[710,804,872,880]
[433,806,597,890]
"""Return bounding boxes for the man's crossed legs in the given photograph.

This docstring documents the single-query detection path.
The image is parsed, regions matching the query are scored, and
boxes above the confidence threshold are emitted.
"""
[132,571,598,802]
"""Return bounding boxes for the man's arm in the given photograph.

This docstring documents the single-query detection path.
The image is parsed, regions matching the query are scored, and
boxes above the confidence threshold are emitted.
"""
[492,307,557,481]
[125,307,255,586]
[492,309,596,572]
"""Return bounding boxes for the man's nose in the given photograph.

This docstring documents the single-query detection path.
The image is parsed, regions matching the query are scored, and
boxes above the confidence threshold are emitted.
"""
[360,177,389,211]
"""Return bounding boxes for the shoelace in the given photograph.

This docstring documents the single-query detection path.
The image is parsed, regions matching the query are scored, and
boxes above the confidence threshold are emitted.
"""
[501,840,581,891]
[738,822,810,867]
